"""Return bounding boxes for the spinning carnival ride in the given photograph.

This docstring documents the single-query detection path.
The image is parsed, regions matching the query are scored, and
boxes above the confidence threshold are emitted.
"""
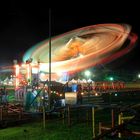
[23,24,137,75]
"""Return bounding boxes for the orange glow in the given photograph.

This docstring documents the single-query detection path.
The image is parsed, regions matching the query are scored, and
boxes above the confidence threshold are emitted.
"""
[27,64,30,81]
[14,63,40,87]
[15,64,19,88]
[23,24,137,77]
[21,63,27,67]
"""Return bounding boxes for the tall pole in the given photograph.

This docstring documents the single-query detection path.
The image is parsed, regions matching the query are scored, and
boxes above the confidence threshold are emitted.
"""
[43,88,46,129]
[48,8,51,110]
[42,9,51,129]
[111,109,115,128]
[92,107,95,138]
[37,59,40,88]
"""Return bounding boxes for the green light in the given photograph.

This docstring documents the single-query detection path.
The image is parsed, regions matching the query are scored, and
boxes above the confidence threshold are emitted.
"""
[85,70,91,77]
[109,77,114,81]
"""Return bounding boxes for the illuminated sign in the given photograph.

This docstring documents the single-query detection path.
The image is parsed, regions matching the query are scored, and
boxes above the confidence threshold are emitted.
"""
[65,92,77,105]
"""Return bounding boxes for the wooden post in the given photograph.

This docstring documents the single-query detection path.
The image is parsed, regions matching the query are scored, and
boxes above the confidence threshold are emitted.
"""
[98,122,102,135]
[68,106,71,127]
[86,108,89,125]
[19,107,22,120]
[0,107,2,121]
[92,107,95,138]
[62,110,65,124]
[111,109,115,128]
[43,105,46,129]
[118,112,123,138]
[42,88,46,129]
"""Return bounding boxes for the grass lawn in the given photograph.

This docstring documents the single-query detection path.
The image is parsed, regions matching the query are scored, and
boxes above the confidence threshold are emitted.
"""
[0,88,139,139]
[0,121,93,140]
[0,107,139,140]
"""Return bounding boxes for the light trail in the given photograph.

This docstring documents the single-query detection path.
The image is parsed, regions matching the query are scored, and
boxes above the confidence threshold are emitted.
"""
[23,24,138,74]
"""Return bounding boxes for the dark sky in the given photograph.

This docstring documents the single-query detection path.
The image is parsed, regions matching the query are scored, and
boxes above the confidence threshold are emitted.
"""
[0,3,139,71]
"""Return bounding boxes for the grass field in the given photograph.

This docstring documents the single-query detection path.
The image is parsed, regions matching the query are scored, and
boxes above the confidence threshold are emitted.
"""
[0,88,140,139]
[0,107,139,140]
[0,121,93,140]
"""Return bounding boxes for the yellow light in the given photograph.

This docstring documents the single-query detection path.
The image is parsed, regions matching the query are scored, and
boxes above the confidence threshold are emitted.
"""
[27,64,30,80]
[21,64,27,67]
[56,71,62,76]
[95,93,98,96]
[15,64,19,87]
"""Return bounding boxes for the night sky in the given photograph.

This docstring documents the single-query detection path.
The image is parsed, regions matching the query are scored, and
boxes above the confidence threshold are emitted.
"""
[0,3,140,71]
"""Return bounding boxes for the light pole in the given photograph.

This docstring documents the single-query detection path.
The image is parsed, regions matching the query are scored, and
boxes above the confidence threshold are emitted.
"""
[48,8,51,111]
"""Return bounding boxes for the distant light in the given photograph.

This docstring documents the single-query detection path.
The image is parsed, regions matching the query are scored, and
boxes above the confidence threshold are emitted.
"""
[87,78,92,83]
[32,67,38,74]
[71,79,77,83]
[85,70,91,77]
[40,63,49,72]
[115,93,117,96]
[138,74,140,78]
[109,77,114,81]
[82,79,87,83]
[40,73,45,77]
[57,71,62,76]
[95,93,98,96]
[21,64,27,67]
